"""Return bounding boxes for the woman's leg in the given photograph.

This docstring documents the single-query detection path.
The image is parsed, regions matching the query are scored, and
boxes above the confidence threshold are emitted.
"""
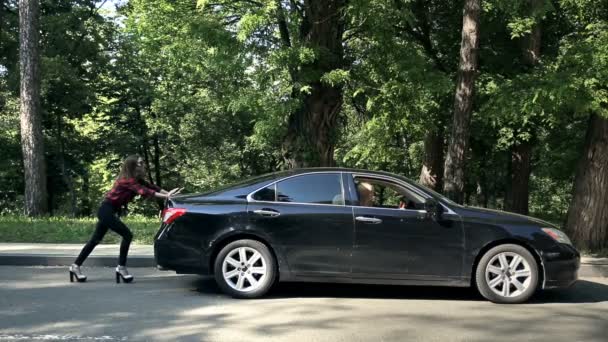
[104,214,133,266]
[74,204,112,266]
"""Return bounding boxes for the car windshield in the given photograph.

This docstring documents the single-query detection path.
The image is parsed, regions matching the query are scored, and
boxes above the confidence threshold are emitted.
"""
[417,183,460,206]
[392,174,460,206]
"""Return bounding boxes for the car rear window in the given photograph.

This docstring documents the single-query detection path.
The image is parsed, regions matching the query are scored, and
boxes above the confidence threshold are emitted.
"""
[252,184,276,201]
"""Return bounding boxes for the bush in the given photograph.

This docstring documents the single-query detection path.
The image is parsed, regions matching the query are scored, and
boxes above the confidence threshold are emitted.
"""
[0,215,160,245]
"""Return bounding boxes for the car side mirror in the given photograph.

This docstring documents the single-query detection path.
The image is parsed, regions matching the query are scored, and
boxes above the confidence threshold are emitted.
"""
[424,198,443,220]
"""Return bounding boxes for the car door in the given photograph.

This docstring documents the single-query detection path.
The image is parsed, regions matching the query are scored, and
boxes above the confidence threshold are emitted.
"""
[348,174,464,280]
[247,172,354,276]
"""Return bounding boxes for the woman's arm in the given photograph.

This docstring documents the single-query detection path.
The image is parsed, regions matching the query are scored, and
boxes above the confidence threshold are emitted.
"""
[134,179,183,198]
[153,192,171,200]
[128,180,178,200]
[153,188,182,200]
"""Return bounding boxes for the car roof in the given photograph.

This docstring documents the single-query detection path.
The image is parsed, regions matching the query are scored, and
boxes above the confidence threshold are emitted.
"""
[175,167,427,203]
[284,167,413,180]
[285,167,394,175]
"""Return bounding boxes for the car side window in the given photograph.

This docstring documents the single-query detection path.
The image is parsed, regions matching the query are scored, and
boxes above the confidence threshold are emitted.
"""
[276,174,344,205]
[355,177,425,210]
[252,184,276,201]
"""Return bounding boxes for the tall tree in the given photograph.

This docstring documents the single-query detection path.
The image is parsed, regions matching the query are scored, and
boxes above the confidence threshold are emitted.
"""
[505,0,543,215]
[561,0,608,250]
[195,0,350,168]
[19,0,47,216]
[565,114,608,250]
[443,0,481,203]
[394,0,456,191]
[282,0,348,168]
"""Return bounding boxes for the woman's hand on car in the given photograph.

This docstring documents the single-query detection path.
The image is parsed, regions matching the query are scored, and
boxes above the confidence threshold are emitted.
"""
[168,187,183,197]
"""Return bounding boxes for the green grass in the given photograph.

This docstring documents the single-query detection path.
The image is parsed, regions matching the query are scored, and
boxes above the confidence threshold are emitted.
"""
[0,215,160,245]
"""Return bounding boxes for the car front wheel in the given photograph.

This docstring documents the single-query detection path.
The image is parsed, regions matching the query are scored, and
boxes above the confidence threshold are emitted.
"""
[475,244,539,304]
[214,239,276,299]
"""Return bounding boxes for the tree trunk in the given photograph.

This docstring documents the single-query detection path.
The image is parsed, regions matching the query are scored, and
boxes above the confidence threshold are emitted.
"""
[81,168,91,217]
[476,180,489,207]
[141,138,154,184]
[476,154,489,207]
[507,0,542,214]
[504,149,513,208]
[153,134,162,188]
[521,0,542,68]
[135,107,155,183]
[419,128,444,190]
[0,0,3,47]
[564,114,608,251]
[506,142,532,215]
[19,0,47,216]
[282,0,347,168]
[57,115,77,217]
[443,0,480,203]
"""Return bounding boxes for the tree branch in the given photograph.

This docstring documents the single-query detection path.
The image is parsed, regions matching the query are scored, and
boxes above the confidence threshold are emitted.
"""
[275,0,291,47]
[289,0,304,17]
[393,0,448,73]
[2,2,17,15]
[69,0,108,55]
[394,24,447,71]
[222,14,242,26]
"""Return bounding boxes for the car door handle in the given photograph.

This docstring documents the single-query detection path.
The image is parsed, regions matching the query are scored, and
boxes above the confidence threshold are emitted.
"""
[253,209,281,217]
[355,216,382,224]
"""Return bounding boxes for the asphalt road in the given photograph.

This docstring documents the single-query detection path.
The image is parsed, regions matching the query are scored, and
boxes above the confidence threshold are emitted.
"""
[0,266,607,342]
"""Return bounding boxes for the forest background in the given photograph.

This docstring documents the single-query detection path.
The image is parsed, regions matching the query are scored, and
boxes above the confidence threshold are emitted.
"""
[1,0,607,252]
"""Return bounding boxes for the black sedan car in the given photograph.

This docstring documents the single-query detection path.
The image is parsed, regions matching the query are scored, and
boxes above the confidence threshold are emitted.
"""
[154,168,579,303]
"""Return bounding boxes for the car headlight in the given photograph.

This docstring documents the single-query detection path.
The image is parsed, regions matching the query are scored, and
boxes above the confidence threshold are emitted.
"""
[542,227,573,245]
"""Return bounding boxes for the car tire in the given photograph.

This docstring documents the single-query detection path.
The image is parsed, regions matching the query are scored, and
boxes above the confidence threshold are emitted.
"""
[214,239,276,299]
[475,244,539,304]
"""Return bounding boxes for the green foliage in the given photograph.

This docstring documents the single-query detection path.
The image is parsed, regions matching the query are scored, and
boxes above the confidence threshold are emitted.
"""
[486,0,554,38]
[0,0,607,241]
[0,87,23,214]
[0,215,159,244]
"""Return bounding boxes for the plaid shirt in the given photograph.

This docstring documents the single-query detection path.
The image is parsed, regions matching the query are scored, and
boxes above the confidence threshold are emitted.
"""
[104,178,161,208]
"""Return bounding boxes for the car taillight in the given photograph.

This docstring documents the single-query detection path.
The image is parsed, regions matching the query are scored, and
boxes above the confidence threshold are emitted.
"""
[162,208,187,224]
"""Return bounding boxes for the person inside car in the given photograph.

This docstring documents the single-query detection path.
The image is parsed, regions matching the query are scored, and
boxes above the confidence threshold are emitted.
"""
[357,181,375,207]
[398,196,417,210]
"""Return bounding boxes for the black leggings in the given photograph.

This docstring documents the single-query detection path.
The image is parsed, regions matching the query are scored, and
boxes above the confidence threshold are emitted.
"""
[75,201,133,266]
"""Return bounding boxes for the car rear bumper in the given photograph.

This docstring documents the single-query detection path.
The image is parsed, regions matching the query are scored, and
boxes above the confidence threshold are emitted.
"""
[542,245,580,289]
[154,238,209,275]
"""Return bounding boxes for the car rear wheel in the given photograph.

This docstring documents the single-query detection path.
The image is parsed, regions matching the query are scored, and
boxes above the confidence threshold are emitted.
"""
[475,244,539,304]
[214,239,276,299]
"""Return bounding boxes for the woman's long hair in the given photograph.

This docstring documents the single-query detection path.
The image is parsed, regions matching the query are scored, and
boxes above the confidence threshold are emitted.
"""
[117,155,145,180]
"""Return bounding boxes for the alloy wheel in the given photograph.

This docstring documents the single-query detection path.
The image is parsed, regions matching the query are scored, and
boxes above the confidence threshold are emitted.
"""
[222,246,267,292]
[485,251,532,298]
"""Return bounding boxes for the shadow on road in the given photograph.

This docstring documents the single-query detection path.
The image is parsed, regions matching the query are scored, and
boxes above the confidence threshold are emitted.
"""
[531,280,608,304]
[192,277,481,300]
[191,277,608,304]
[2,268,607,341]
[269,282,481,301]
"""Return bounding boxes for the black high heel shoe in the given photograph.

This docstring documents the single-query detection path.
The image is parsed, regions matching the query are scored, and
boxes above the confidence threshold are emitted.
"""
[69,264,87,283]
[115,266,134,283]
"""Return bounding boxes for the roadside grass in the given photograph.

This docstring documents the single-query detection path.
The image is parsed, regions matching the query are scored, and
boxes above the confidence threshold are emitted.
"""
[581,249,608,258]
[0,215,160,245]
